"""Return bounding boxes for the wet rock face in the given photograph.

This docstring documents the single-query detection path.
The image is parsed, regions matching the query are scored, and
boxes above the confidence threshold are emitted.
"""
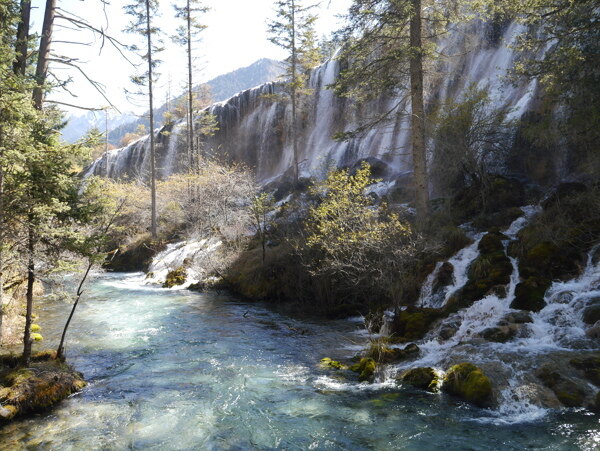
[582,298,600,324]
[510,277,550,312]
[401,367,438,391]
[366,341,420,364]
[390,307,444,342]
[536,365,587,407]
[480,325,518,343]
[569,356,600,386]
[163,266,187,288]
[349,358,377,382]
[442,363,494,407]
[433,262,454,293]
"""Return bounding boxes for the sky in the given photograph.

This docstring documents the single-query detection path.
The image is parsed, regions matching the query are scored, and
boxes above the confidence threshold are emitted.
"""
[30,0,352,117]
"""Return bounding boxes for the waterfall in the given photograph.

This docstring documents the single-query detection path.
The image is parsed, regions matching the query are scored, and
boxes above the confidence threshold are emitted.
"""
[381,205,600,421]
[145,238,222,289]
[85,18,539,185]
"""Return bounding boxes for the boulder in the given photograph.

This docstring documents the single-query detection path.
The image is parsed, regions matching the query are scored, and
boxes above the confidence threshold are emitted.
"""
[365,342,420,364]
[480,325,518,343]
[583,298,600,324]
[536,365,586,407]
[163,266,187,288]
[502,311,533,324]
[350,358,377,382]
[569,356,600,386]
[401,367,438,391]
[586,321,600,339]
[390,307,444,342]
[513,383,562,409]
[510,277,549,312]
[442,363,494,407]
[432,262,454,293]
[320,358,347,370]
[478,232,505,254]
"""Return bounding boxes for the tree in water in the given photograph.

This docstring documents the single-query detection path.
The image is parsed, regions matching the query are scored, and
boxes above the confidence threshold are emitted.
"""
[268,0,321,185]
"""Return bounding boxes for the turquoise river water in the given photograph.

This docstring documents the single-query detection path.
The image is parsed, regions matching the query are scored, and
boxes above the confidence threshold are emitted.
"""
[1,273,599,450]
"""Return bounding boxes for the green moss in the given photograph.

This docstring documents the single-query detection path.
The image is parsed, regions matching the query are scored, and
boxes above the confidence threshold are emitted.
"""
[391,308,443,342]
[0,359,86,423]
[401,367,437,391]
[536,366,586,407]
[350,358,377,382]
[478,233,505,254]
[510,277,550,312]
[320,358,347,370]
[443,363,493,407]
[554,390,584,407]
[163,266,187,288]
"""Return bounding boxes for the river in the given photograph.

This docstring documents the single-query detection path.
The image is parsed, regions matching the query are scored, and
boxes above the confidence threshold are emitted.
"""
[1,273,598,450]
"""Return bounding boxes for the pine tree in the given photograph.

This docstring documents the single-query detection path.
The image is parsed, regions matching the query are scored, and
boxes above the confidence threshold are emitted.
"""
[268,0,321,185]
[124,0,163,239]
[334,0,458,225]
[172,0,209,174]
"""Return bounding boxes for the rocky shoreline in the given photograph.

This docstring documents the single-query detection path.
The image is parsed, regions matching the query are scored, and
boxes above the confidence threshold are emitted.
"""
[0,351,85,423]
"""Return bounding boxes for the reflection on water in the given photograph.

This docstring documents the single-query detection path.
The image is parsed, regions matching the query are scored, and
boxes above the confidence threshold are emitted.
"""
[0,273,598,450]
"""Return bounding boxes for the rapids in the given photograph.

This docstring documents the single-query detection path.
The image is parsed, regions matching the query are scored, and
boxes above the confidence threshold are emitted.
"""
[1,272,599,449]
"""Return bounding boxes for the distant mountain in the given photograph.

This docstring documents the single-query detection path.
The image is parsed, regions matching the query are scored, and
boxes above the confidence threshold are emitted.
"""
[61,58,284,145]
[60,111,136,144]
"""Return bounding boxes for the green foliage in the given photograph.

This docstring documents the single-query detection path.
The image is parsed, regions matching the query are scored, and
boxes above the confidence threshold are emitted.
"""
[430,85,514,198]
[303,162,418,305]
[268,0,321,95]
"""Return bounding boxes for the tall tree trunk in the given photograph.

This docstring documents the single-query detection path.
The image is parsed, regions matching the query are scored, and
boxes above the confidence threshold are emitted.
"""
[290,0,299,185]
[22,222,35,365]
[186,0,195,174]
[409,0,429,226]
[13,0,31,75]
[146,0,158,239]
[33,0,56,109]
[0,159,4,346]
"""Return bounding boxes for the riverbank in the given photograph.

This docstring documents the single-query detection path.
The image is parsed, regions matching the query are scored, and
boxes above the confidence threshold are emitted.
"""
[0,351,85,423]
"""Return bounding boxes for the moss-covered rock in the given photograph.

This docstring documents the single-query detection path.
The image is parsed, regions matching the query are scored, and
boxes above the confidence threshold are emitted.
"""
[163,266,187,288]
[582,299,600,325]
[390,307,444,342]
[510,277,550,312]
[536,365,586,407]
[320,358,348,370]
[442,363,493,407]
[569,356,600,386]
[349,358,377,382]
[480,325,518,343]
[478,233,505,254]
[432,262,454,293]
[365,340,420,364]
[0,354,86,423]
[401,367,438,391]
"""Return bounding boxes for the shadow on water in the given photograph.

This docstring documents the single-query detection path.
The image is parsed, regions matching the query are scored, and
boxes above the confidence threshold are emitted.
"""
[1,272,599,450]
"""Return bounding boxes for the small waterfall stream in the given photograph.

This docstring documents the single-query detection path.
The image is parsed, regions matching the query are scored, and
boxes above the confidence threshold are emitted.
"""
[379,206,600,423]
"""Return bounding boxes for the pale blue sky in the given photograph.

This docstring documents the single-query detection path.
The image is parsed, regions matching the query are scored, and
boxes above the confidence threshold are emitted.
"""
[31,0,351,116]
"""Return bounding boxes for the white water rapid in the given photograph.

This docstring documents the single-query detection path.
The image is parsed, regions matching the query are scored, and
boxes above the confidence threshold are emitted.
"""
[382,206,600,423]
